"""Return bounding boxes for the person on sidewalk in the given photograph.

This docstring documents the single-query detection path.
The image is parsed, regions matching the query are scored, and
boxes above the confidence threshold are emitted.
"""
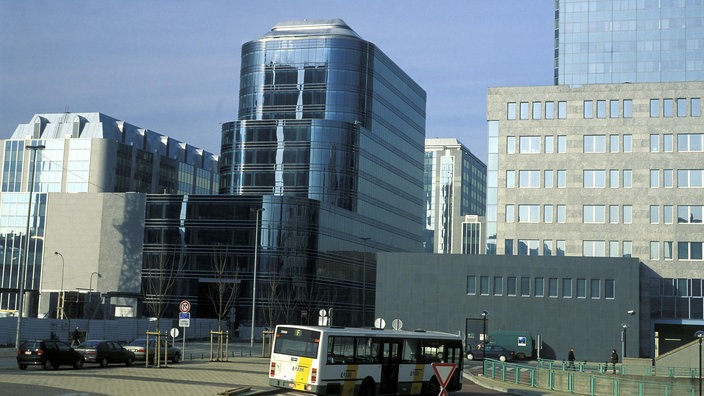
[610,348,619,373]
[71,326,81,347]
[568,347,576,370]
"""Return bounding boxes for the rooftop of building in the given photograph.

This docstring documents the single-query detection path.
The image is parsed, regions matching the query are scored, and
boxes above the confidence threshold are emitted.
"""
[263,18,361,39]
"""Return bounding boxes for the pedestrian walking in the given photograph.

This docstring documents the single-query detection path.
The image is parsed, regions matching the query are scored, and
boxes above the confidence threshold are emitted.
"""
[568,347,576,370]
[610,348,619,373]
[71,326,81,347]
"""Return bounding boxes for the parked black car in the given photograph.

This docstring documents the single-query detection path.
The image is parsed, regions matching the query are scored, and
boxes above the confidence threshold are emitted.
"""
[466,344,515,362]
[74,340,136,367]
[17,340,85,370]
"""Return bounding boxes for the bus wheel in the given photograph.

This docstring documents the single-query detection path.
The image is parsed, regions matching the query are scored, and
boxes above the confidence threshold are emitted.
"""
[425,376,440,396]
[358,378,375,396]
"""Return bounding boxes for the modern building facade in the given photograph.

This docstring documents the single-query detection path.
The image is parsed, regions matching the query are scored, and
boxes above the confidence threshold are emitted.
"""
[485,81,703,356]
[0,112,218,318]
[423,138,486,254]
[555,0,704,85]
[141,19,427,328]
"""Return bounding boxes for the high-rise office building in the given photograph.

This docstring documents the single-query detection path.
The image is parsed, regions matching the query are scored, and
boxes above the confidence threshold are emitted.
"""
[142,19,427,327]
[423,138,486,254]
[486,81,703,356]
[555,0,704,85]
[0,112,218,317]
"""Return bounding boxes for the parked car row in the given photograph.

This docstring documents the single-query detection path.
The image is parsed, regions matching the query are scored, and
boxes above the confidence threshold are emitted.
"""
[17,338,181,370]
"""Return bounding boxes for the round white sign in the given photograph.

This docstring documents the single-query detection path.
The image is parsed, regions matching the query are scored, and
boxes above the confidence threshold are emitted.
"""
[170,328,180,338]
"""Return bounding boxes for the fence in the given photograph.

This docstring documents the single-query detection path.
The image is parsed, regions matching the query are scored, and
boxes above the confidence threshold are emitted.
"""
[484,359,698,395]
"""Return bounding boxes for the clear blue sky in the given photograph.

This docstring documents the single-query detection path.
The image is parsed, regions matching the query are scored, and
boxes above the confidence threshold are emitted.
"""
[0,0,553,162]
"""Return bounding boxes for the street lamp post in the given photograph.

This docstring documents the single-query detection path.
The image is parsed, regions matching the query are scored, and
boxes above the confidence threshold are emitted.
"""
[360,237,370,327]
[15,144,44,349]
[250,207,264,349]
[621,324,628,359]
[696,330,704,396]
[54,252,65,319]
[481,310,488,375]
[89,272,102,302]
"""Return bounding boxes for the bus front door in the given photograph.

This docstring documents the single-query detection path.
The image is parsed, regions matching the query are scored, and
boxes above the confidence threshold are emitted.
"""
[380,341,400,394]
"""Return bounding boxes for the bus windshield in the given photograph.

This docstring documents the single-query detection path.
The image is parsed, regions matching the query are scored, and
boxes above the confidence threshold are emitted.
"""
[273,326,320,358]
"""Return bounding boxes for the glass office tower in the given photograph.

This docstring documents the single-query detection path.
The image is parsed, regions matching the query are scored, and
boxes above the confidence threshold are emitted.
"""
[147,19,427,327]
[555,0,704,85]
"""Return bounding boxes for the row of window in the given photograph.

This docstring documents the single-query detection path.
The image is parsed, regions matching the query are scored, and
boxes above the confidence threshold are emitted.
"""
[508,133,704,155]
[650,205,703,224]
[507,204,704,226]
[466,275,616,299]
[649,241,704,261]
[506,97,702,121]
[507,169,704,189]
[650,133,704,153]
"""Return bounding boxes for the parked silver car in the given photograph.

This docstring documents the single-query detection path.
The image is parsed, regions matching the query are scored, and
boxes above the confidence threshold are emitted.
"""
[124,338,181,364]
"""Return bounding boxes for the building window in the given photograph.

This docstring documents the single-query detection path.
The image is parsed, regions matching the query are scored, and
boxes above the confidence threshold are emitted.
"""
[505,239,514,255]
[557,170,566,188]
[664,98,673,117]
[520,102,529,120]
[557,135,567,153]
[584,170,605,188]
[519,170,540,188]
[557,205,566,223]
[467,275,476,295]
[562,278,573,298]
[677,205,704,224]
[543,240,553,256]
[677,98,687,117]
[507,102,517,120]
[532,102,541,120]
[661,169,673,188]
[545,135,554,153]
[623,135,632,152]
[584,100,593,118]
[591,279,601,299]
[548,278,558,298]
[584,135,606,153]
[664,241,674,260]
[623,241,633,257]
[650,170,660,188]
[650,205,659,224]
[521,277,530,296]
[544,204,553,223]
[558,101,567,119]
[577,279,586,298]
[518,239,539,255]
[605,279,615,299]
[610,205,619,224]
[544,170,554,188]
[520,136,540,153]
[545,101,555,119]
[664,134,673,152]
[507,276,517,296]
[480,276,489,295]
[623,205,632,224]
[506,170,516,188]
[664,205,674,224]
[678,170,704,188]
[650,241,660,260]
[610,134,619,153]
[677,134,704,152]
[583,240,606,257]
[505,205,515,222]
[493,276,503,296]
[610,100,619,118]
[692,98,701,117]
[650,134,659,152]
[678,242,704,260]
[506,136,516,153]
[583,205,605,223]
[623,99,633,118]
[610,241,619,257]
[597,100,606,118]
[650,99,660,117]
[518,205,540,223]
[557,240,566,256]
[623,170,632,188]
[535,277,544,297]
[610,169,619,188]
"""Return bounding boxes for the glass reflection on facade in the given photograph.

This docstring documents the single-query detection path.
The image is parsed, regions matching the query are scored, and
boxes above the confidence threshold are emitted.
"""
[555,0,704,85]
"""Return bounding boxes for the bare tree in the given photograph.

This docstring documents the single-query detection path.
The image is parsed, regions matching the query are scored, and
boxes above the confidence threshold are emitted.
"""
[205,245,240,332]
[143,251,184,333]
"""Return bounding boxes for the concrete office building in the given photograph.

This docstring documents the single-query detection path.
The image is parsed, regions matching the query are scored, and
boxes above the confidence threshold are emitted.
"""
[424,138,486,254]
[140,19,427,328]
[555,0,704,85]
[0,112,218,318]
[485,81,704,357]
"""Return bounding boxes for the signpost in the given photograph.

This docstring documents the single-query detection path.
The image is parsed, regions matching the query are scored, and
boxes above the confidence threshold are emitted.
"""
[431,363,457,396]
[179,300,190,354]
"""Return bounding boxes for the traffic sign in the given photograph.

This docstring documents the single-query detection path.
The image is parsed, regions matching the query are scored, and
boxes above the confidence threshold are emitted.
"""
[179,312,190,320]
[170,328,179,338]
[179,300,191,313]
[179,319,190,327]
[431,363,457,396]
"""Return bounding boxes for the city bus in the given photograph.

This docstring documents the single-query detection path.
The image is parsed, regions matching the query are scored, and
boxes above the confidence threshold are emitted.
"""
[268,324,463,396]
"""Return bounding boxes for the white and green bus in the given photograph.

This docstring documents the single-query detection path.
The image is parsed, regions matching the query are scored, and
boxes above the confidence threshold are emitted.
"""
[268,324,463,396]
